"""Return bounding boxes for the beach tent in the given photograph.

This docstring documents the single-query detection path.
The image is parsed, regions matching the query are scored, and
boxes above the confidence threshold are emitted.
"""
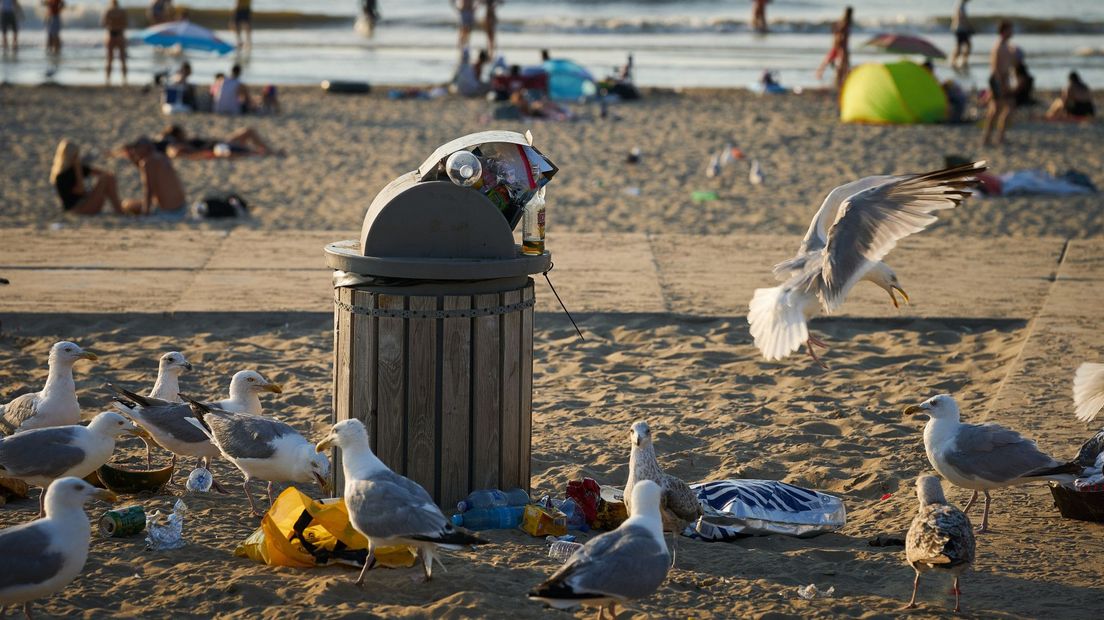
[840,61,947,124]
[543,59,597,101]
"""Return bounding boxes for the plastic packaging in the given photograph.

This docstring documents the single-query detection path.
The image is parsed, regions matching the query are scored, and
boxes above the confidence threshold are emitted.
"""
[548,540,583,562]
[145,499,187,550]
[445,151,483,187]
[457,488,529,513]
[688,479,847,541]
[186,467,213,493]
[556,498,588,531]
[521,504,567,537]
[450,505,524,530]
[521,188,546,256]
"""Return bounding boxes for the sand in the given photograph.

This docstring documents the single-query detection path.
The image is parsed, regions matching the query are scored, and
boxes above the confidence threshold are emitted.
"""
[1,84,1103,619]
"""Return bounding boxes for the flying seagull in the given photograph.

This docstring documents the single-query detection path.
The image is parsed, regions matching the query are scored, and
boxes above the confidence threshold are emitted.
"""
[624,420,701,563]
[0,477,116,619]
[316,419,488,584]
[904,475,975,613]
[529,479,670,618]
[1,342,97,436]
[1073,362,1104,423]
[183,396,329,516]
[904,394,1079,532]
[747,161,985,367]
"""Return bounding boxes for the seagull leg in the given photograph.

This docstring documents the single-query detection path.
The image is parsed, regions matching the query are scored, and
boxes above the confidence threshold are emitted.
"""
[668,530,678,566]
[353,546,377,587]
[805,337,829,369]
[962,490,978,514]
[22,602,33,620]
[144,438,153,470]
[609,602,619,618]
[37,489,46,518]
[952,577,962,613]
[904,571,920,609]
[243,479,261,516]
[267,481,275,509]
[976,491,992,533]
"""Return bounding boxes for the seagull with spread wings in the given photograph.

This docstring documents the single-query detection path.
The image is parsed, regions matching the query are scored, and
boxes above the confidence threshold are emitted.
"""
[748,161,985,367]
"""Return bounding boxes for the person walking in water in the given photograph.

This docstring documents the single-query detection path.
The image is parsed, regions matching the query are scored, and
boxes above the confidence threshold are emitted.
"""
[950,0,973,70]
[483,0,498,58]
[42,0,63,55]
[102,0,127,84]
[1,0,21,52]
[982,20,1016,146]
[815,5,852,89]
[232,0,251,48]
[751,0,770,34]
[360,0,379,37]
[455,0,474,48]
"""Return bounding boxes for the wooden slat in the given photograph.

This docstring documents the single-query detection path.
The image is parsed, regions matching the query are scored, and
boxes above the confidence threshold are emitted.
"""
[520,282,534,493]
[499,290,522,491]
[441,295,471,510]
[331,287,351,491]
[350,290,376,452]
[376,294,405,472]
[407,296,437,499]
[472,293,501,491]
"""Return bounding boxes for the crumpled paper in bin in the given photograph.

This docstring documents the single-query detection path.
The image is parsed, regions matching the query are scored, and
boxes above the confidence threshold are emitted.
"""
[234,486,416,569]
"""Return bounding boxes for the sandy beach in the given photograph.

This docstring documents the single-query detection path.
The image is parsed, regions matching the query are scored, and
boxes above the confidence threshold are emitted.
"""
[1,81,1103,619]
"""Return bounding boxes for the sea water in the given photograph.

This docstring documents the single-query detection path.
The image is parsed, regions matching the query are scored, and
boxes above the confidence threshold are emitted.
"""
[1,0,1101,89]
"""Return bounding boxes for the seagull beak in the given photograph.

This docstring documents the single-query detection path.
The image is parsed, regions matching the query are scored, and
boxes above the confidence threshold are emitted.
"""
[128,426,152,440]
[903,404,925,416]
[94,489,118,503]
[182,362,193,371]
[263,382,283,394]
[316,434,335,453]
[891,285,910,307]
[314,472,331,495]
[80,351,99,361]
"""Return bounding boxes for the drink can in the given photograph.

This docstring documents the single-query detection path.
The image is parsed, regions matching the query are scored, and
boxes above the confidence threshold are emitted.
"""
[99,505,147,537]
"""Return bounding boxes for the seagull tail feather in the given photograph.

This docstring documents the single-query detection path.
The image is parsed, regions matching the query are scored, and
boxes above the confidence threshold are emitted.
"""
[747,284,810,362]
[410,525,490,547]
[104,383,151,408]
[178,394,214,434]
[1023,460,1082,480]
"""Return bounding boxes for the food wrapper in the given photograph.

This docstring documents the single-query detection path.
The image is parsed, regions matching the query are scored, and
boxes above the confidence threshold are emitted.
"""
[566,478,602,526]
[521,504,567,538]
[145,499,187,550]
[594,498,629,531]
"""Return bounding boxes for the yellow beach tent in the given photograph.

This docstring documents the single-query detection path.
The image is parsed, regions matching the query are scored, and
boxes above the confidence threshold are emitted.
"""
[840,61,947,124]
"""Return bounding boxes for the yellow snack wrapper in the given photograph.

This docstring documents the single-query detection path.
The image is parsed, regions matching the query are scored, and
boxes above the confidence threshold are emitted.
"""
[520,504,567,537]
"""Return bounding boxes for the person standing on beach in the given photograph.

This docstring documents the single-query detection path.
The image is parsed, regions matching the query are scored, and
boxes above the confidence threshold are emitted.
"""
[982,20,1016,146]
[815,5,852,89]
[1,0,21,52]
[455,0,475,48]
[360,0,379,36]
[951,0,972,70]
[102,0,128,85]
[42,0,62,55]
[232,0,252,48]
[751,0,770,34]
[483,0,498,58]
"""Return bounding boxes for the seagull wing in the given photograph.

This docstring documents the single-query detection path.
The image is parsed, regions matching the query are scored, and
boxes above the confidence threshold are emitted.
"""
[945,422,1061,484]
[531,524,669,603]
[0,521,69,591]
[345,470,484,546]
[661,474,703,522]
[906,504,974,568]
[818,162,983,312]
[0,427,88,479]
[0,393,39,436]
[1073,362,1104,423]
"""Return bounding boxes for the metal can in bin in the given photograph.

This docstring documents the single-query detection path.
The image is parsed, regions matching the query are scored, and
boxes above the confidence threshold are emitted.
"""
[99,505,146,537]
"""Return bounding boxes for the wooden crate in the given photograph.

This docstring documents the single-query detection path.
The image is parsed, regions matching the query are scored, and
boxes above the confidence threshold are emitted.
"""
[332,279,535,510]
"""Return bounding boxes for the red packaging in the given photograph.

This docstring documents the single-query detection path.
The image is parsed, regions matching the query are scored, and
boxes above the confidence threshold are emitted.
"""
[566,478,602,526]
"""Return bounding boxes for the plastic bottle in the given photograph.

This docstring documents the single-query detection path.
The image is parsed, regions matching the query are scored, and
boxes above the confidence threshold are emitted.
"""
[559,498,588,531]
[450,505,524,531]
[521,188,546,256]
[445,151,483,187]
[548,540,583,562]
[457,488,530,513]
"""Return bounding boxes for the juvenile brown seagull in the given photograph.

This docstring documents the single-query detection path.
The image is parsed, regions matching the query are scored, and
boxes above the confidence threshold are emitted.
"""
[905,475,975,613]
[625,420,702,561]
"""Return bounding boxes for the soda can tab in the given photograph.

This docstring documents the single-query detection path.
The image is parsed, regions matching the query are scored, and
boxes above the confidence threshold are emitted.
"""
[98,505,147,537]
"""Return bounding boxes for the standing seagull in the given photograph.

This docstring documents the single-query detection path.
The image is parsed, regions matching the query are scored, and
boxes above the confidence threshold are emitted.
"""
[0,477,116,619]
[904,394,1078,532]
[215,370,283,414]
[183,397,329,516]
[107,384,223,472]
[625,420,702,562]
[0,342,98,436]
[315,419,487,584]
[747,162,985,367]
[1073,362,1104,423]
[148,351,193,402]
[904,475,975,613]
[0,411,140,516]
[530,480,670,619]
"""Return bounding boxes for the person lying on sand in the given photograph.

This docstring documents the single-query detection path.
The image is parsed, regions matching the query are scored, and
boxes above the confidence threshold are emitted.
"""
[508,89,572,121]
[155,124,280,158]
[120,137,187,218]
[50,139,126,215]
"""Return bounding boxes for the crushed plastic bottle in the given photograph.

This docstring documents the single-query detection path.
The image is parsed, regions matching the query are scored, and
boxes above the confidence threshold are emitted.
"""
[450,505,524,531]
[145,499,188,550]
[548,540,584,562]
[556,498,588,532]
[185,468,213,493]
[456,488,529,513]
[796,584,835,600]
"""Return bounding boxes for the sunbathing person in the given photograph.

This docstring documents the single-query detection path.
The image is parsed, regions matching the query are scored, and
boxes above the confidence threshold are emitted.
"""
[1046,71,1095,120]
[155,124,279,158]
[50,139,125,215]
[121,137,187,217]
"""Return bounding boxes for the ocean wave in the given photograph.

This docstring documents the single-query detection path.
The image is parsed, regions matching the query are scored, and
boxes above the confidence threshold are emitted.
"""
[14,7,346,31]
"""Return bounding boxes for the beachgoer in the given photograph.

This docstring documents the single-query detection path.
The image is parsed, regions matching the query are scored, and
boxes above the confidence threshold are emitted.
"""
[950,0,973,70]
[1012,60,1035,107]
[261,84,279,114]
[50,140,124,215]
[1046,71,1095,120]
[815,6,852,90]
[982,20,1016,146]
[42,0,63,55]
[483,0,498,57]
[453,47,485,97]
[473,48,489,83]
[751,0,770,34]
[213,64,251,115]
[156,124,279,158]
[121,137,187,217]
[455,0,474,48]
[1,0,21,52]
[210,71,224,98]
[360,0,379,36]
[172,61,196,108]
[232,0,251,48]
[102,0,128,85]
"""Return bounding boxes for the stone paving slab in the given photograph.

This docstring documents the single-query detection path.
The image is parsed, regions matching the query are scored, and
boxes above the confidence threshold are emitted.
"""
[534,233,667,314]
[0,229,227,270]
[0,269,193,313]
[205,230,359,271]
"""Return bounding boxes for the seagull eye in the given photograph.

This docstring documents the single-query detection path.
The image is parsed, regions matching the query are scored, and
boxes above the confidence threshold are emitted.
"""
[248,378,255,382]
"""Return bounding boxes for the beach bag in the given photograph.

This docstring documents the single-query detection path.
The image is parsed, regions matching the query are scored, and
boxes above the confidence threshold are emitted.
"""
[193,193,249,219]
[687,479,846,541]
[234,487,416,568]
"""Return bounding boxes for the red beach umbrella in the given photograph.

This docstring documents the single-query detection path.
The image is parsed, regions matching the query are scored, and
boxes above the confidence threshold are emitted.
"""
[864,33,946,59]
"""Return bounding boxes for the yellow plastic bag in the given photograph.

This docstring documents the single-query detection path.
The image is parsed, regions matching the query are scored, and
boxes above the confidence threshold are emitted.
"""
[234,486,416,569]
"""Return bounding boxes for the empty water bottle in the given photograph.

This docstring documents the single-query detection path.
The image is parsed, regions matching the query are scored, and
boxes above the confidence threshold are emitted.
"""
[548,540,583,562]
[558,498,588,531]
[450,505,524,531]
[445,150,483,187]
[457,487,529,513]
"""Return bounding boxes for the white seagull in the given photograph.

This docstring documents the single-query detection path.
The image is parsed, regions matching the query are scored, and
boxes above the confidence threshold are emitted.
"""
[904,394,1078,532]
[107,384,223,472]
[904,475,975,613]
[0,411,140,516]
[0,342,98,436]
[315,419,488,584]
[625,421,701,563]
[529,479,670,618]
[215,370,283,415]
[0,477,116,619]
[1073,362,1104,423]
[183,397,329,516]
[747,162,984,367]
[148,351,193,402]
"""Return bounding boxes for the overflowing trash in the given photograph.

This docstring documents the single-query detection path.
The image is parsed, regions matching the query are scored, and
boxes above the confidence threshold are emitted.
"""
[451,488,529,531]
[145,499,187,550]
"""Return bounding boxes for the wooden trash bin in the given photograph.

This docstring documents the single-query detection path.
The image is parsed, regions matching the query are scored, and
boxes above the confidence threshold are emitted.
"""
[325,131,554,509]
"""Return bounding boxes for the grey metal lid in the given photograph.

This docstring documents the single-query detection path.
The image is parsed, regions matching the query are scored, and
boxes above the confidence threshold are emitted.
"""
[325,240,550,280]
